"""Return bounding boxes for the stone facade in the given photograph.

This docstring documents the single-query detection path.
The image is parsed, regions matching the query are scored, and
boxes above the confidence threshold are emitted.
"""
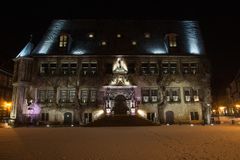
[10,20,212,125]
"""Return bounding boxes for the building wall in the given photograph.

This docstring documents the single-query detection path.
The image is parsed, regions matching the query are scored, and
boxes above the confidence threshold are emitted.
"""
[10,55,211,125]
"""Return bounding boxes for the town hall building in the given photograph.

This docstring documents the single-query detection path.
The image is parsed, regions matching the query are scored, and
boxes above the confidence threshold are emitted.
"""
[10,19,212,125]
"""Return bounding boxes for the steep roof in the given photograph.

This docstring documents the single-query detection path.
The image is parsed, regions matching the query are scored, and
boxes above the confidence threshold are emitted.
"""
[16,41,34,58]
[31,19,205,56]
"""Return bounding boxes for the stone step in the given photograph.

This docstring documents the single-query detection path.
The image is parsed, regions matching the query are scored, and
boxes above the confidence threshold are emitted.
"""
[86,115,158,127]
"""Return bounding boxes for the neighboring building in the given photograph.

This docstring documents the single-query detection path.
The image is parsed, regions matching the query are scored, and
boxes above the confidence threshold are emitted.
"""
[10,20,212,125]
[224,69,240,116]
[0,68,13,120]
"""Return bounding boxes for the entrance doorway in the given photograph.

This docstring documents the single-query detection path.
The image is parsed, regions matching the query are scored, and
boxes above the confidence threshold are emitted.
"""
[113,95,129,115]
[64,112,72,124]
[166,111,174,124]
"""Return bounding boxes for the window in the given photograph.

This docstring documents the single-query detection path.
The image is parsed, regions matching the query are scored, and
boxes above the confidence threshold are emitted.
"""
[128,63,135,74]
[49,63,57,75]
[142,89,150,103]
[38,90,46,103]
[193,89,199,102]
[162,62,177,74]
[81,61,97,76]
[40,63,49,74]
[90,90,97,102]
[141,63,149,74]
[142,88,159,103]
[141,62,158,75]
[165,88,180,102]
[166,33,177,47]
[59,34,68,47]
[151,90,158,102]
[81,90,88,103]
[60,90,76,103]
[184,88,200,102]
[184,88,191,102]
[38,90,54,103]
[60,90,68,103]
[105,63,113,74]
[149,63,158,75]
[190,112,199,120]
[70,63,77,75]
[182,63,198,74]
[61,63,69,75]
[60,62,77,75]
[69,90,76,103]
[41,113,49,121]
[47,90,54,103]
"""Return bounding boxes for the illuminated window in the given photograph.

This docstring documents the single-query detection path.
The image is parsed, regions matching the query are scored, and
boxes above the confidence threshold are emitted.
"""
[142,88,159,103]
[132,41,137,45]
[166,33,177,47]
[117,34,122,38]
[165,88,180,102]
[59,34,68,47]
[81,90,88,103]
[184,88,191,102]
[193,89,200,102]
[142,89,150,103]
[144,32,151,38]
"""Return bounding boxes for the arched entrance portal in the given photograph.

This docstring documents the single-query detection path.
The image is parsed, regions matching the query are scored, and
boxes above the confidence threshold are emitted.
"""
[166,111,174,124]
[113,95,129,115]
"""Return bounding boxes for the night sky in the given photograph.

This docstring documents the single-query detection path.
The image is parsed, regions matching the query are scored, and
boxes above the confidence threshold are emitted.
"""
[0,2,239,102]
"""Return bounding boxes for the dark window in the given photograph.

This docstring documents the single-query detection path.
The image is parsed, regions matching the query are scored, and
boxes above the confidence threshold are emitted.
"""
[190,112,199,120]
[128,63,135,74]
[105,63,113,74]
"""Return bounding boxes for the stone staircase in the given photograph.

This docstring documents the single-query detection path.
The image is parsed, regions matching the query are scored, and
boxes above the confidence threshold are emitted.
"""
[85,115,159,127]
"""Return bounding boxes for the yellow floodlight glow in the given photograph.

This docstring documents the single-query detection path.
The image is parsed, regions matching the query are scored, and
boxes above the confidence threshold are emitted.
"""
[235,104,240,108]
[219,106,226,111]
[137,109,146,118]
[1,100,12,110]
[95,109,104,118]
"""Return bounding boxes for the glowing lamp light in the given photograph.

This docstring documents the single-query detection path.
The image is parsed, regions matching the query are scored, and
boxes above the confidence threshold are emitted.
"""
[219,106,226,111]
[137,109,146,117]
[106,108,111,114]
[131,108,136,115]
[3,101,12,109]
[95,109,104,118]
[235,104,240,108]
